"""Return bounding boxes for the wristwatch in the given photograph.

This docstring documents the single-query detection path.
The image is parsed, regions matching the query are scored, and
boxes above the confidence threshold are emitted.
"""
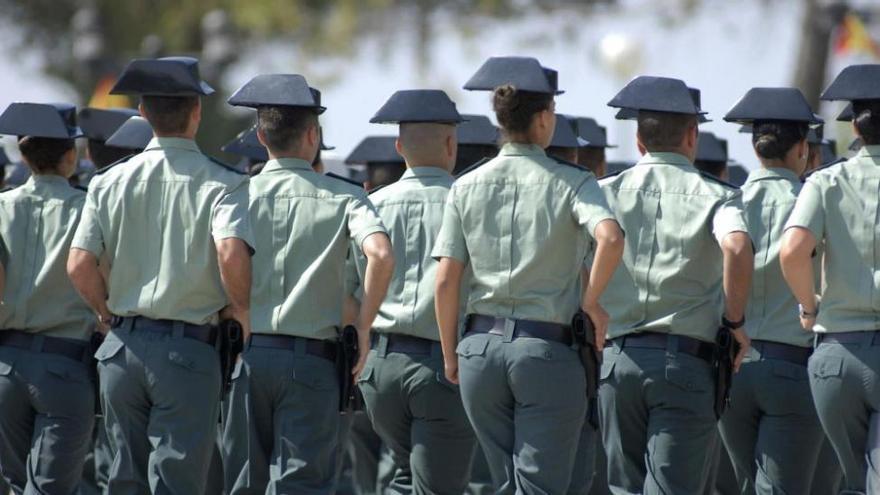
[722,315,745,330]
[799,303,819,319]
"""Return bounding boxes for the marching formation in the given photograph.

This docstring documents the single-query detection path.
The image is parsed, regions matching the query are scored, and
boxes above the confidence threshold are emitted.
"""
[0,53,878,495]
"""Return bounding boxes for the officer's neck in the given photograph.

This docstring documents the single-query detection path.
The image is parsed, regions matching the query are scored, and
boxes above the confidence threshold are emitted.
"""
[405,161,451,172]
[154,131,197,141]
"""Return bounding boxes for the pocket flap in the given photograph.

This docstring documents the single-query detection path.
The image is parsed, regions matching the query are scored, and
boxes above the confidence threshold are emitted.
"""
[168,351,196,370]
[772,361,808,381]
[94,339,124,362]
[231,358,244,380]
[600,360,615,380]
[809,355,843,379]
[46,361,87,382]
[356,363,374,384]
[456,336,490,358]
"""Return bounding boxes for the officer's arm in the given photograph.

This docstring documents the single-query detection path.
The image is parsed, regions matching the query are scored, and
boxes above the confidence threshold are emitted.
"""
[435,257,465,384]
[216,238,252,340]
[357,232,394,349]
[720,231,753,370]
[582,219,624,346]
[0,261,5,302]
[780,227,818,328]
[67,248,112,328]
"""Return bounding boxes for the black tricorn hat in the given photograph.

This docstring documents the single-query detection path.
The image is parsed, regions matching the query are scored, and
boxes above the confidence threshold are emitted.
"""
[0,102,84,139]
[105,116,154,151]
[464,56,563,95]
[837,103,854,122]
[548,114,584,148]
[609,76,706,117]
[724,87,821,124]
[345,136,405,165]
[221,125,268,162]
[568,116,616,148]
[227,74,325,113]
[370,90,464,124]
[695,132,728,163]
[821,64,880,101]
[78,107,139,142]
[110,57,214,96]
[615,86,710,123]
[457,114,499,147]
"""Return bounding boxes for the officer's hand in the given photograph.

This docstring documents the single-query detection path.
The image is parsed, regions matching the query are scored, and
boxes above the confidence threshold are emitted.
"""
[352,349,369,381]
[444,356,460,385]
[731,328,750,372]
[800,315,816,332]
[583,302,609,349]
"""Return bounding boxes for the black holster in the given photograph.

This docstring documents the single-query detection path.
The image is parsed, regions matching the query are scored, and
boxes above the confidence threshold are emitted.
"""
[90,331,105,415]
[337,325,364,413]
[713,326,737,420]
[217,319,244,397]
[571,310,602,429]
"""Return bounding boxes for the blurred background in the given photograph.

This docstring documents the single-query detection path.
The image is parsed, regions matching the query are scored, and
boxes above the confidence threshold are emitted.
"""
[0,0,879,173]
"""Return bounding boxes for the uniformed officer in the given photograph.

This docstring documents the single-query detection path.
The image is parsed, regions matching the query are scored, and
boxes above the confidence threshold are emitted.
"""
[354,89,477,494]
[78,107,140,169]
[694,131,729,180]
[345,136,407,190]
[569,116,615,178]
[454,114,499,175]
[0,102,96,494]
[713,87,827,493]
[781,64,880,495]
[220,73,393,494]
[222,125,269,174]
[433,56,625,494]
[66,56,253,494]
[598,76,753,494]
[105,115,154,153]
[546,113,584,163]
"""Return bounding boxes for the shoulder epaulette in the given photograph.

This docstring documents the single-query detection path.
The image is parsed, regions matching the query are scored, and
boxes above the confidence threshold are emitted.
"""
[93,154,134,175]
[367,184,387,195]
[698,171,738,189]
[804,157,846,180]
[599,169,625,180]
[326,172,363,187]
[548,155,583,170]
[208,156,246,175]
[455,157,491,179]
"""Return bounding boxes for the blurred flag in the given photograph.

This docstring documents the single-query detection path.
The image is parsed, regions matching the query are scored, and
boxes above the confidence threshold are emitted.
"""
[88,74,132,109]
[834,13,880,59]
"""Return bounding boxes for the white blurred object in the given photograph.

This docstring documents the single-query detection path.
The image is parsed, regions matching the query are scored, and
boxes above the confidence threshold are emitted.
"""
[598,33,643,81]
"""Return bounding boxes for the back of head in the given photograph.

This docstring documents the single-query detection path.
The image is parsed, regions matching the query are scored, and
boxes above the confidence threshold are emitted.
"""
[398,122,455,166]
[751,121,807,160]
[455,144,498,174]
[577,147,606,176]
[140,95,199,135]
[492,85,553,140]
[87,139,134,169]
[693,159,727,179]
[546,146,577,163]
[18,137,74,174]
[636,111,697,152]
[256,106,318,158]
[367,162,406,189]
[853,100,880,145]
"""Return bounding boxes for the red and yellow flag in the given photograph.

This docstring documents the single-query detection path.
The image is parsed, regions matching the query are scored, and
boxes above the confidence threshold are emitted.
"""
[88,74,132,109]
[835,13,880,59]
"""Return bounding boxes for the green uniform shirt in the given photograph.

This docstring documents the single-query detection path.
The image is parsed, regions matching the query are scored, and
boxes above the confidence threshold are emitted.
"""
[599,152,748,342]
[71,137,251,325]
[358,166,454,341]
[225,158,386,340]
[0,175,93,340]
[432,142,615,325]
[785,145,880,333]
[741,167,812,347]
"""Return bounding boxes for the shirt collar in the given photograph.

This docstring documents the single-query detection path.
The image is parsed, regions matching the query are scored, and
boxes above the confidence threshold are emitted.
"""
[859,145,880,158]
[144,137,201,153]
[27,174,70,187]
[637,151,694,168]
[400,166,453,180]
[745,166,801,184]
[498,142,547,157]
[260,157,314,173]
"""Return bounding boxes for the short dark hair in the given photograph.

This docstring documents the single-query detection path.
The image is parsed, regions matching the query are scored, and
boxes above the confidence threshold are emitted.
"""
[140,95,199,134]
[752,120,807,160]
[693,160,727,178]
[492,85,553,135]
[577,147,606,175]
[87,139,133,169]
[546,146,578,163]
[18,136,75,173]
[256,106,318,155]
[367,162,406,189]
[637,111,697,151]
[853,100,880,146]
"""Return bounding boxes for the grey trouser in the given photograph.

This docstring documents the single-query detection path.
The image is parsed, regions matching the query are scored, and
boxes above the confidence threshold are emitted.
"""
[718,351,825,494]
[599,341,717,495]
[0,345,94,494]
[359,337,477,494]
[809,334,880,495]
[96,322,221,494]
[457,332,588,494]
[221,342,339,495]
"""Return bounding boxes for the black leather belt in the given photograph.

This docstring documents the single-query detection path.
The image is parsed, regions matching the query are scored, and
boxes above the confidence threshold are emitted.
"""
[0,330,90,362]
[818,330,880,346]
[113,316,216,345]
[612,332,714,363]
[371,333,437,355]
[465,314,572,346]
[751,340,811,365]
[248,334,338,362]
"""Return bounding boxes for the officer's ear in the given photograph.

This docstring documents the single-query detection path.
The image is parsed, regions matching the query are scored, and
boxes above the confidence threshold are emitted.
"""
[255,127,268,148]
[395,137,404,156]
